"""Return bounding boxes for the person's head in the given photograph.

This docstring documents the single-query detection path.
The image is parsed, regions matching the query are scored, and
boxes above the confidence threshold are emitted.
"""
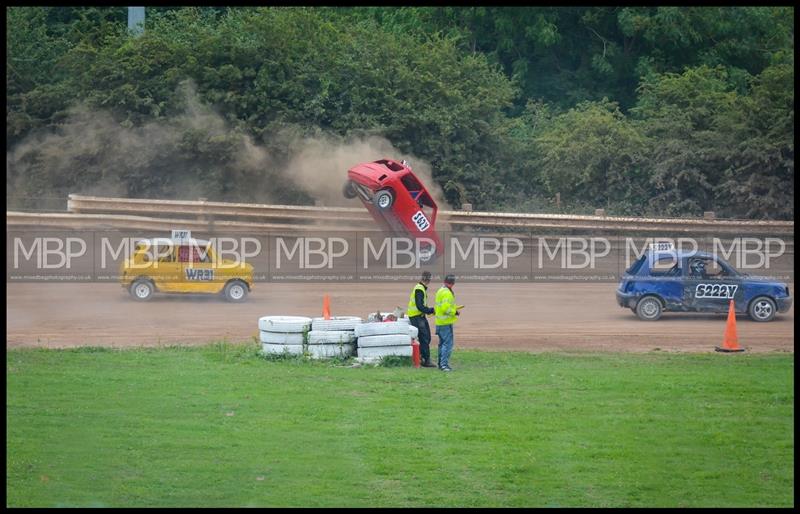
[690,259,706,276]
[420,271,431,285]
[444,274,456,287]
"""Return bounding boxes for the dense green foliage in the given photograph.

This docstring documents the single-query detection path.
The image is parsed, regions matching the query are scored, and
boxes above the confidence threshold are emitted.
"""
[7,345,794,507]
[6,6,794,218]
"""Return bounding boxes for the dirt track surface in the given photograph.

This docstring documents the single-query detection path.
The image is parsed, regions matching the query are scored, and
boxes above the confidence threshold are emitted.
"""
[6,282,794,353]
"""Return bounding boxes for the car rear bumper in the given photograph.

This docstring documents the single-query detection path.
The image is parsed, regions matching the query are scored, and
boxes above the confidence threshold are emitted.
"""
[616,290,637,308]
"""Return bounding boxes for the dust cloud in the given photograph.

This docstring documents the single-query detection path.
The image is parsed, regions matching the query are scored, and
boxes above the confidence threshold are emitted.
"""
[6,79,450,211]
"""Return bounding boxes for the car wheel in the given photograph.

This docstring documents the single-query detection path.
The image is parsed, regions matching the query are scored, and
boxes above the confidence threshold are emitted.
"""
[635,296,662,321]
[130,279,154,301]
[223,280,248,302]
[748,296,776,322]
[342,180,357,199]
[374,190,393,210]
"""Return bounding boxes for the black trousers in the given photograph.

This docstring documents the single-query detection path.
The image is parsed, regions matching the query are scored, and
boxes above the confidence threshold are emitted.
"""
[409,315,432,362]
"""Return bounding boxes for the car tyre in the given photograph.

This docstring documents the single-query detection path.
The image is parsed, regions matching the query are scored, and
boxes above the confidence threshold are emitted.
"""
[748,296,776,322]
[355,321,412,337]
[311,316,363,331]
[258,316,313,333]
[342,180,357,199]
[635,296,662,321]
[130,279,154,301]
[374,190,393,210]
[223,280,248,303]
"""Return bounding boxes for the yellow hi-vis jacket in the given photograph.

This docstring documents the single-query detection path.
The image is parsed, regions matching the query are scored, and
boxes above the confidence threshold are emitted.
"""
[407,283,427,317]
[434,286,457,326]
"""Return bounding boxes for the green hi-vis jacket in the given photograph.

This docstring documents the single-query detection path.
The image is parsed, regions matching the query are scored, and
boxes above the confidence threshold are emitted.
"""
[407,283,427,317]
[434,286,457,326]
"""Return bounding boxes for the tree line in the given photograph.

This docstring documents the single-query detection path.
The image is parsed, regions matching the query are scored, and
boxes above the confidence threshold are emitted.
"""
[6,6,794,219]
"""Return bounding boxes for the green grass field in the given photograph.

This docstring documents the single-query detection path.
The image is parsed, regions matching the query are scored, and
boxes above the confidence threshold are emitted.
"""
[6,344,794,507]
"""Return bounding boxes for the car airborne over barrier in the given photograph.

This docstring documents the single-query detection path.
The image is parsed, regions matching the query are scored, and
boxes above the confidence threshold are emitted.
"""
[616,244,792,322]
[120,230,254,302]
[343,158,443,263]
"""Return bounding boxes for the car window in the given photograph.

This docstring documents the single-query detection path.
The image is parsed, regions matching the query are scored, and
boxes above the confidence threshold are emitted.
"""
[650,254,681,276]
[688,257,728,279]
[626,255,645,275]
[132,243,151,263]
[705,259,723,276]
[401,174,423,195]
[714,256,739,277]
[375,159,404,172]
[178,245,206,263]
[177,244,212,263]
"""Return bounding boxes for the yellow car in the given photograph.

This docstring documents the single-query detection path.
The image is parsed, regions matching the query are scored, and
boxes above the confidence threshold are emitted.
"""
[120,235,254,302]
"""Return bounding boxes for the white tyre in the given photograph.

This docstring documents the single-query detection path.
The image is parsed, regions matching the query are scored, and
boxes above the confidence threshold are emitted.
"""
[355,321,412,337]
[262,343,304,356]
[311,316,363,331]
[357,334,412,348]
[259,331,306,345]
[308,330,356,344]
[307,343,355,359]
[408,325,419,339]
[258,316,312,333]
[357,345,412,359]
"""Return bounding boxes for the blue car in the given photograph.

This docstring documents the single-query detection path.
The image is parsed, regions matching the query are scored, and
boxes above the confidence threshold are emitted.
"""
[616,248,792,322]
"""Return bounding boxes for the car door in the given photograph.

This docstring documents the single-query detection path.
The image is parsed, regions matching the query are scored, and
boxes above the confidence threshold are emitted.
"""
[150,241,183,292]
[683,256,744,313]
[180,243,223,293]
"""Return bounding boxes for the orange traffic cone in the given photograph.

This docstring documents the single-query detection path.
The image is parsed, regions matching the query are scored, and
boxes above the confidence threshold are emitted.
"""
[715,300,745,353]
[322,294,331,320]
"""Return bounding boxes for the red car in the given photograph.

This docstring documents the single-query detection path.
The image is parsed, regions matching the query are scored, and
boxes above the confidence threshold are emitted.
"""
[343,158,443,263]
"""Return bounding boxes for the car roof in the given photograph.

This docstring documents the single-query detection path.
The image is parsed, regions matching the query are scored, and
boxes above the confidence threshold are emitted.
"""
[648,249,714,260]
[135,238,211,246]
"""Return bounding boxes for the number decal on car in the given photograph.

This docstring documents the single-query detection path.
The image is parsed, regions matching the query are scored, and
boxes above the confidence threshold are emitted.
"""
[186,268,214,281]
[411,211,430,232]
[695,283,738,299]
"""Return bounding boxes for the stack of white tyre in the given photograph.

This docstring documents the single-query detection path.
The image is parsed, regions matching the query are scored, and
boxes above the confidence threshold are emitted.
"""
[355,320,418,364]
[307,316,363,359]
[259,316,312,356]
